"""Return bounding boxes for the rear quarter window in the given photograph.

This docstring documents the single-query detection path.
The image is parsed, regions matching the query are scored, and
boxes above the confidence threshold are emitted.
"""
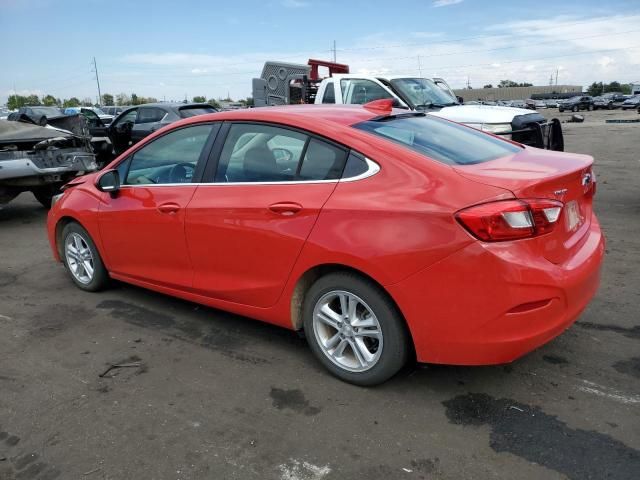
[354,114,521,165]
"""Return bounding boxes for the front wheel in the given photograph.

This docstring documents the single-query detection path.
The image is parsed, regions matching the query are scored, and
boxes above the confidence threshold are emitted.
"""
[303,272,410,386]
[572,105,578,112]
[61,222,110,291]
[588,104,594,111]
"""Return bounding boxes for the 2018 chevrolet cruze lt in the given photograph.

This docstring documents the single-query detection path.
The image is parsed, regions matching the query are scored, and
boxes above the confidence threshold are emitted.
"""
[47,102,604,385]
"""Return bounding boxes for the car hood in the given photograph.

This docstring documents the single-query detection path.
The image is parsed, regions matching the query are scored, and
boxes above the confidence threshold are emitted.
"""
[427,104,532,125]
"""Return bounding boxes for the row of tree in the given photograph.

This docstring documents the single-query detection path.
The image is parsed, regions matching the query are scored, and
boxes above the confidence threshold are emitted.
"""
[482,80,534,89]
[6,93,254,110]
[585,81,632,96]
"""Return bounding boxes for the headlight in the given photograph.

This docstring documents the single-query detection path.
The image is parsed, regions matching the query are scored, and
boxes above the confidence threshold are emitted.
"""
[480,123,512,140]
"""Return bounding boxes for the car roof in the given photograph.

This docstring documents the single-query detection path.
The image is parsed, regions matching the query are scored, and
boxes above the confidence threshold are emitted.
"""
[177,105,380,128]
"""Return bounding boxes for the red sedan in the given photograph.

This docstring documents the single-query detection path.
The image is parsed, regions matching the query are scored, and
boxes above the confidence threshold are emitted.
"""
[47,102,604,385]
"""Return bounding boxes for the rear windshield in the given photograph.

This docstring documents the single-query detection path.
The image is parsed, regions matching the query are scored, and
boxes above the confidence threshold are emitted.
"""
[354,114,521,165]
[179,106,216,118]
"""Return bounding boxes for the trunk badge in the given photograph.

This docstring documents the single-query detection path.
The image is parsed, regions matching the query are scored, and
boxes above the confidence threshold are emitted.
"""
[554,188,568,198]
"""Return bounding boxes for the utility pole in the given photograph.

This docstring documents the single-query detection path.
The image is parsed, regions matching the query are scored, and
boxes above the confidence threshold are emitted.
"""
[417,56,423,77]
[555,68,559,86]
[92,57,102,105]
[331,40,337,62]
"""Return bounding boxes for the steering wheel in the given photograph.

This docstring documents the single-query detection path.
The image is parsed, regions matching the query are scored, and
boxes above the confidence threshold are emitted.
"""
[116,121,133,133]
[168,162,195,183]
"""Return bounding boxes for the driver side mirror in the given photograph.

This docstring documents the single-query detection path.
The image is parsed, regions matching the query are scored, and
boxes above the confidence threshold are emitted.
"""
[97,169,120,194]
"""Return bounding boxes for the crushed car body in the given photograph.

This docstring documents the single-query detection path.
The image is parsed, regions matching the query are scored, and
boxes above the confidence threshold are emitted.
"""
[0,118,97,208]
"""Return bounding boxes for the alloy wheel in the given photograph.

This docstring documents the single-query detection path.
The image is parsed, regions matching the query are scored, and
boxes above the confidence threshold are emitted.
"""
[312,290,383,372]
[65,232,94,284]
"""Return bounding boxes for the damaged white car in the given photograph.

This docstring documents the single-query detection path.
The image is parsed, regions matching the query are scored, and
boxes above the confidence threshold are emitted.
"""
[0,118,98,208]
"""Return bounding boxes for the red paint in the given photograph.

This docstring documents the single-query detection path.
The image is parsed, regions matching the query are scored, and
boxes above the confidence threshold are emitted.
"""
[47,105,604,366]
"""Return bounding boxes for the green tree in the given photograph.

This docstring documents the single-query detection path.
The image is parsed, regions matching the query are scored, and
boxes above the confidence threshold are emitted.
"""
[240,97,254,107]
[131,93,139,105]
[42,94,58,106]
[25,94,41,105]
[7,95,27,109]
[102,93,114,106]
[498,80,533,88]
[207,98,221,109]
[483,84,493,89]
[115,93,131,106]
[81,97,93,107]
[587,82,603,96]
[192,96,206,103]
[63,97,80,108]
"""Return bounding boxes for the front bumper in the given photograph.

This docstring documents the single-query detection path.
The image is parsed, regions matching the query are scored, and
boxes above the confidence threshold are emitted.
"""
[0,150,97,181]
[387,215,604,365]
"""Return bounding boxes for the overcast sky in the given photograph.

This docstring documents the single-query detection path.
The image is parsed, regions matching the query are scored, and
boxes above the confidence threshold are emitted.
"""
[1,0,639,104]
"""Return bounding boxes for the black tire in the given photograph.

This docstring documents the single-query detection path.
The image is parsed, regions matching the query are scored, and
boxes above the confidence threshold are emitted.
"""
[588,104,594,111]
[303,272,410,386]
[607,103,613,110]
[558,108,564,113]
[38,116,47,127]
[572,105,578,112]
[60,222,110,292]
[32,185,59,209]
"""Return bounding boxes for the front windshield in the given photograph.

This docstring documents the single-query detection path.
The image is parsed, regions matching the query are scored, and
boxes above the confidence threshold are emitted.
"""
[390,78,457,108]
[91,107,106,115]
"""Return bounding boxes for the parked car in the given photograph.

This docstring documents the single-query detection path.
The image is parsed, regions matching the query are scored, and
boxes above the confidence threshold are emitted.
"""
[544,99,560,108]
[107,102,217,155]
[65,106,114,125]
[8,106,66,126]
[592,93,625,110]
[509,100,527,109]
[525,99,546,110]
[1,116,97,207]
[620,95,640,110]
[558,96,594,112]
[47,103,604,385]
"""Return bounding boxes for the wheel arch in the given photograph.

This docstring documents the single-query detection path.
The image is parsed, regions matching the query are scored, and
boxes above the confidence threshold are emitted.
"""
[289,263,415,353]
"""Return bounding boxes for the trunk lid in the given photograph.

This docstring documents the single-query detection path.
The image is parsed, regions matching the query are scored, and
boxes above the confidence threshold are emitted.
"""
[454,148,595,264]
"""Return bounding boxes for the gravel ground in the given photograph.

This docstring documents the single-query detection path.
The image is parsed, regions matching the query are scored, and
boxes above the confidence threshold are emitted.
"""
[0,108,639,480]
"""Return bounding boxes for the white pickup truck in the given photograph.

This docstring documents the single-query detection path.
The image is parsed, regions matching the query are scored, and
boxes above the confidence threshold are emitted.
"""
[314,75,564,150]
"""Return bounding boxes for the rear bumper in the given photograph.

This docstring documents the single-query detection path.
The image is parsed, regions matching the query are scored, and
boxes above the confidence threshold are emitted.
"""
[388,215,604,365]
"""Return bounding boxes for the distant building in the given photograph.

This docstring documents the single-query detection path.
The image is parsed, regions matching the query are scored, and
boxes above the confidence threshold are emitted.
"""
[631,82,640,95]
[453,85,582,102]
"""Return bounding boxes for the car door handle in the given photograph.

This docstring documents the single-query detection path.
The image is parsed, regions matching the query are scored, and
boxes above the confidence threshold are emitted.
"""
[157,203,180,214]
[268,202,303,216]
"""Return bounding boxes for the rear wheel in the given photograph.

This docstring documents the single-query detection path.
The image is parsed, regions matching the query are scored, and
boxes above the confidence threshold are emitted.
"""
[38,116,47,127]
[588,104,594,111]
[572,105,578,112]
[61,222,109,291]
[303,272,410,386]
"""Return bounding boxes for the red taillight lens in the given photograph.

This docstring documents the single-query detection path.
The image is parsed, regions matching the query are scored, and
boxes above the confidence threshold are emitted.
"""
[456,199,564,242]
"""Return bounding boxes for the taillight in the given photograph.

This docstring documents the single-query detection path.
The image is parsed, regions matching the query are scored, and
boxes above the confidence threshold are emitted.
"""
[456,199,564,242]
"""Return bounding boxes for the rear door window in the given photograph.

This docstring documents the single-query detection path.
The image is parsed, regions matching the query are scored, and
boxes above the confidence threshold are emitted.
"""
[322,82,336,104]
[136,107,165,124]
[179,106,216,118]
[340,79,394,105]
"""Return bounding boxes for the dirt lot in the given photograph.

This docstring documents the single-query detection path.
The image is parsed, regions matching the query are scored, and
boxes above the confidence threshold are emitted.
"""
[0,108,639,480]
